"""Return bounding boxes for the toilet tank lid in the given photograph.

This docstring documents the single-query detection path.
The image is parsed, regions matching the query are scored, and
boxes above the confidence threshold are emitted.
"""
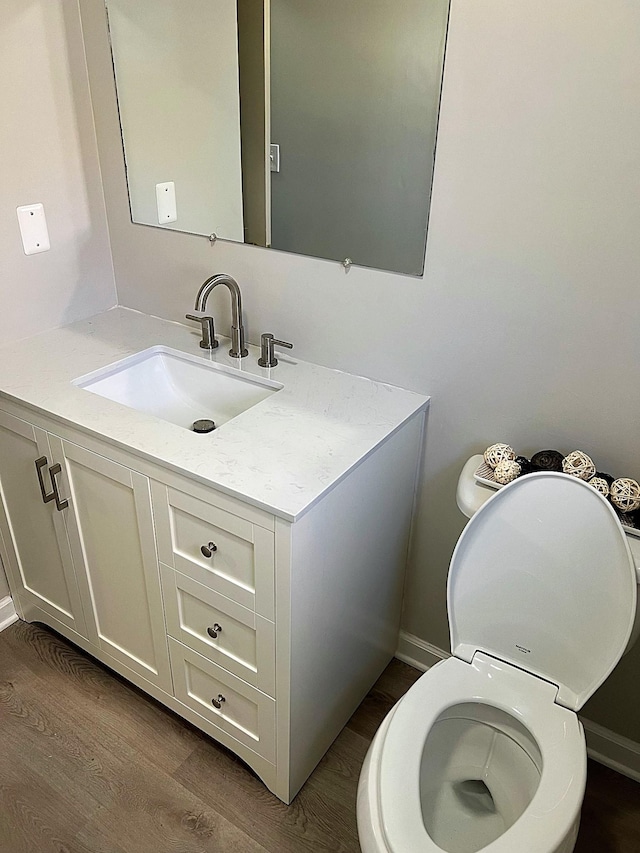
[448,472,637,711]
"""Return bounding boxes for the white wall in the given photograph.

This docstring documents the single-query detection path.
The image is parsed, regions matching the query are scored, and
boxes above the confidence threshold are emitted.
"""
[0,1,115,344]
[81,0,640,740]
[1,1,116,597]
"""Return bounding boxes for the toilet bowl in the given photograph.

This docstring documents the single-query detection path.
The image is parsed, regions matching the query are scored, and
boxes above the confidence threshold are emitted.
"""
[357,472,637,853]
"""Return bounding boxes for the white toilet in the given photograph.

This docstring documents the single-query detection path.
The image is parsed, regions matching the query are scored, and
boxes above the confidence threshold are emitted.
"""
[357,471,638,853]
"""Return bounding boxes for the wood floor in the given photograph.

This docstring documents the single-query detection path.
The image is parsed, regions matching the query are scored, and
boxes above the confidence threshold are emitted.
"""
[0,622,638,852]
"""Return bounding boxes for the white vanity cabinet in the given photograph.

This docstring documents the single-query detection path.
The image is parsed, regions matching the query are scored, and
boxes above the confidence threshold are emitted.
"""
[0,309,428,804]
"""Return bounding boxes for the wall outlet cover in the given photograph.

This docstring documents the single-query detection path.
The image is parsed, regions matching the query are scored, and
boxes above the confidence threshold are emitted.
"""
[16,204,51,255]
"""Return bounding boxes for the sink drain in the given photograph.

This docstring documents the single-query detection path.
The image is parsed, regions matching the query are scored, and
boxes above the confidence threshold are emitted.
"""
[192,419,216,433]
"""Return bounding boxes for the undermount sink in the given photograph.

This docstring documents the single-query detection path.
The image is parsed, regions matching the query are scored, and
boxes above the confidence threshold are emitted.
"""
[73,346,282,430]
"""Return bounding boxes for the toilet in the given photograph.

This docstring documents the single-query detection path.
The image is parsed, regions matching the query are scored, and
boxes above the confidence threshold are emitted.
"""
[357,471,637,853]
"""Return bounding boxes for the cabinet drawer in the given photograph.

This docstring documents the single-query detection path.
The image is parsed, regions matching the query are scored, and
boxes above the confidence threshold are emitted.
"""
[161,565,275,696]
[152,483,274,619]
[169,638,276,762]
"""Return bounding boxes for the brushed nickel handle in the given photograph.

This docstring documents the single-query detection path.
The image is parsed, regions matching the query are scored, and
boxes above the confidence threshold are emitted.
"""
[49,464,69,512]
[207,623,222,639]
[258,333,293,368]
[211,693,225,710]
[35,456,56,504]
[200,542,218,559]
[185,313,218,350]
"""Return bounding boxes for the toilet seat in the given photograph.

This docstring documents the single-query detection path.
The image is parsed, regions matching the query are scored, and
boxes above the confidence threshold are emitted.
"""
[448,472,637,710]
[377,653,586,853]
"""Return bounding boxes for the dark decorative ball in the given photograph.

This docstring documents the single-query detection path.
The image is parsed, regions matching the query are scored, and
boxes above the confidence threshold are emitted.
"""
[616,511,635,528]
[595,471,615,486]
[628,509,640,530]
[531,450,564,472]
[515,456,536,476]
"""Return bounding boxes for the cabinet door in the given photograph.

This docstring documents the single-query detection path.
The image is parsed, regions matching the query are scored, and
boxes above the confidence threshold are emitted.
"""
[0,411,87,635]
[50,437,172,692]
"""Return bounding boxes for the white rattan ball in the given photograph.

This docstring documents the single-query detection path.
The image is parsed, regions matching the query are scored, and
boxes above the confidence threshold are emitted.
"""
[610,478,640,513]
[588,476,610,498]
[484,443,516,469]
[494,459,521,484]
[562,450,596,481]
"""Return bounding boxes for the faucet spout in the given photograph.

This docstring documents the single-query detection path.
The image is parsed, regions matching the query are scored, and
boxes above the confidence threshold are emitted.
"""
[194,274,248,358]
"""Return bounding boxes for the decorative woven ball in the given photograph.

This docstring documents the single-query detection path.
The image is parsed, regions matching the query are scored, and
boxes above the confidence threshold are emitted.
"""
[530,450,564,472]
[588,476,610,498]
[610,478,640,513]
[484,443,516,469]
[494,459,521,484]
[562,450,596,481]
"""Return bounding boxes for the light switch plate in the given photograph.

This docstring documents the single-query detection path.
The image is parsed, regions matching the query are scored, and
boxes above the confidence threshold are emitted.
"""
[270,144,280,173]
[16,204,50,255]
[156,181,177,224]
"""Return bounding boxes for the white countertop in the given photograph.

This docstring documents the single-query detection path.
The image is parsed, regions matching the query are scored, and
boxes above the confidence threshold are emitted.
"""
[0,307,428,522]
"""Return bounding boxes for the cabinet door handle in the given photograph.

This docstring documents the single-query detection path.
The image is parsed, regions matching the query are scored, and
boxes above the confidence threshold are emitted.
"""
[211,693,226,710]
[35,456,56,504]
[49,464,69,512]
[200,542,217,559]
[207,623,222,639]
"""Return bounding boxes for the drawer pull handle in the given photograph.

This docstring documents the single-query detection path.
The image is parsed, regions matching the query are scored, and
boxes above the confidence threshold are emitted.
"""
[211,693,226,710]
[200,542,218,559]
[207,623,223,639]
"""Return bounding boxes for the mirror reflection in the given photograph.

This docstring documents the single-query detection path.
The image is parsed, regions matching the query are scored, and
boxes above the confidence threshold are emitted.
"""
[106,0,450,276]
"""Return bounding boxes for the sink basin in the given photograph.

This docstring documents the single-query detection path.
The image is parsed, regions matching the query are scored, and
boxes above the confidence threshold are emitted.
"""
[73,346,282,430]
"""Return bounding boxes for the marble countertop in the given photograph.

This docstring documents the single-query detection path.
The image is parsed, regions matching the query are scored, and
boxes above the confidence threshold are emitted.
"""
[0,308,429,521]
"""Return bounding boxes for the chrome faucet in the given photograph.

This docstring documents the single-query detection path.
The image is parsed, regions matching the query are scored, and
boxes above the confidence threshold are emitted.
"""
[186,273,248,358]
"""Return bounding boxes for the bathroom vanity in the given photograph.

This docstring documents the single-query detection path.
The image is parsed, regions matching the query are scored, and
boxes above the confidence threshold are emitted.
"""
[0,307,428,803]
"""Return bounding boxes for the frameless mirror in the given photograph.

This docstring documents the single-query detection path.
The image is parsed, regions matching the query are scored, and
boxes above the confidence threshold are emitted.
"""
[105,0,450,276]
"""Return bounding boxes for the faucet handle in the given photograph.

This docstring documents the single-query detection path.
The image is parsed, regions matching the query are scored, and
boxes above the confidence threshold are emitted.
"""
[186,313,218,350]
[258,333,293,368]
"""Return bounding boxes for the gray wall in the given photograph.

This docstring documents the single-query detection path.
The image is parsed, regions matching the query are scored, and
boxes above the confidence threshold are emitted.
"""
[0,0,116,599]
[80,0,640,740]
[107,0,245,240]
[0,565,8,601]
[269,0,449,275]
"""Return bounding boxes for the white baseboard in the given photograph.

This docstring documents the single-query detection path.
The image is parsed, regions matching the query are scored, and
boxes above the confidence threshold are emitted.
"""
[0,595,18,632]
[396,630,449,671]
[395,630,640,785]
[581,717,640,783]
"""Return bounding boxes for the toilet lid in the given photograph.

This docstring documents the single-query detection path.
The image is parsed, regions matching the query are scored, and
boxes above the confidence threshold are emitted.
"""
[448,472,637,711]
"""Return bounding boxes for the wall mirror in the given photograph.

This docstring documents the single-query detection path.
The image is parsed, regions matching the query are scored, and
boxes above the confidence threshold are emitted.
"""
[105,0,450,276]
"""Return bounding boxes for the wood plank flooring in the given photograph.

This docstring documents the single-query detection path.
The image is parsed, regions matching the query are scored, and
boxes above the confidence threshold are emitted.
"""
[0,621,638,852]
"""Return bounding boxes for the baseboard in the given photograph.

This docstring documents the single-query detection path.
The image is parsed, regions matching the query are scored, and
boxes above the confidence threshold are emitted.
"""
[395,630,449,671]
[581,718,640,783]
[0,595,18,632]
[395,630,640,785]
